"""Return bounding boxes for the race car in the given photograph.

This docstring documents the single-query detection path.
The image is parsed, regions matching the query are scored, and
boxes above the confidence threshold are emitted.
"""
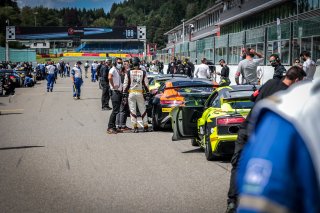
[150,77,217,131]
[148,74,188,91]
[171,85,257,160]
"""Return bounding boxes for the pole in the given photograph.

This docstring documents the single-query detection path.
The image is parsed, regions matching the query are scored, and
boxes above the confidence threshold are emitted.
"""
[144,40,147,60]
[5,20,9,62]
[182,20,185,44]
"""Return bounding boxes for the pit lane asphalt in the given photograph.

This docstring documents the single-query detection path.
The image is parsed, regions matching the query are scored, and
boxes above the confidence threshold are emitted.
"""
[0,72,231,213]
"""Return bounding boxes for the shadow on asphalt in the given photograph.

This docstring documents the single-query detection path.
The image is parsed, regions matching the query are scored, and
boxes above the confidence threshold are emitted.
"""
[0,112,23,115]
[181,148,203,154]
[0,145,45,151]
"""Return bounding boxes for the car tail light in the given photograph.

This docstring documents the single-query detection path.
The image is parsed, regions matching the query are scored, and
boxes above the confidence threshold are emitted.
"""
[217,117,245,125]
[160,100,184,105]
[9,76,15,79]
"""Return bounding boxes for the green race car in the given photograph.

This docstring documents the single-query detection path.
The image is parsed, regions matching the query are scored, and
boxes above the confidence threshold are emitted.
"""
[171,85,257,161]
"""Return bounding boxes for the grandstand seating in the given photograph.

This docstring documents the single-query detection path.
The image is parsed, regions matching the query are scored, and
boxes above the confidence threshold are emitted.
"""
[76,42,143,53]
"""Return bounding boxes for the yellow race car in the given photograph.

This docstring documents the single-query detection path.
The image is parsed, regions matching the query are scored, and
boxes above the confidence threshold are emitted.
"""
[171,85,257,160]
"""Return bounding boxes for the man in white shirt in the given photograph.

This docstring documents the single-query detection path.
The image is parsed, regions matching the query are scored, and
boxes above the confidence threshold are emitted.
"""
[194,58,211,79]
[300,51,316,81]
[45,61,56,92]
[71,61,83,99]
[91,60,98,82]
[107,58,124,134]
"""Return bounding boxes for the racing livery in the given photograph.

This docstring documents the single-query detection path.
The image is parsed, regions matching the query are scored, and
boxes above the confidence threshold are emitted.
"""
[171,85,257,160]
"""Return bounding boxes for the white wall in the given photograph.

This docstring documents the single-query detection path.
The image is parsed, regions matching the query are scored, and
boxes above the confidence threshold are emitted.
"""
[163,65,320,85]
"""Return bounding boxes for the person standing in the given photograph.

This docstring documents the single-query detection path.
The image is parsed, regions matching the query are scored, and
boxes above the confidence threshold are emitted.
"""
[45,61,56,92]
[91,60,98,82]
[300,51,316,80]
[116,60,131,131]
[123,57,149,133]
[100,59,112,110]
[225,66,306,213]
[107,58,124,134]
[235,48,264,85]
[71,61,83,100]
[194,58,211,79]
[167,56,177,74]
[217,59,231,86]
[183,58,194,78]
[84,61,89,78]
[269,54,286,80]
[237,79,320,213]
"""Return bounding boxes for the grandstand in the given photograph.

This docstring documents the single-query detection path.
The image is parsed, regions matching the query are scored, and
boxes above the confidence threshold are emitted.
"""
[76,41,143,54]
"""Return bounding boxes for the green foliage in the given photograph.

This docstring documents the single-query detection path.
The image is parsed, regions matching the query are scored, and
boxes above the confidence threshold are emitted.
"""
[0,0,217,49]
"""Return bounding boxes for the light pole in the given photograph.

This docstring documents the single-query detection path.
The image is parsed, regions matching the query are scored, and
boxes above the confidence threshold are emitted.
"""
[181,19,185,44]
[34,12,38,27]
[5,19,10,62]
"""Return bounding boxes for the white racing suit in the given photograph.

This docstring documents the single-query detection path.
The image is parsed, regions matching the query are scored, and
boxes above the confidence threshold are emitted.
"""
[123,68,149,128]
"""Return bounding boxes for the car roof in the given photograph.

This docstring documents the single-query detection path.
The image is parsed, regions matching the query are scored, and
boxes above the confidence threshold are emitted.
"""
[170,78,213,87]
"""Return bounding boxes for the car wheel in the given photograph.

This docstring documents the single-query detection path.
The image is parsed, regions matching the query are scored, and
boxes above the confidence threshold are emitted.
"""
[204,130,215,161]
[152,106,160,131]
[191,138,199,146]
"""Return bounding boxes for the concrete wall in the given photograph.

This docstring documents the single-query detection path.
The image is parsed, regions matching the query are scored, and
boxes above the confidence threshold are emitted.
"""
[163,65,320,85]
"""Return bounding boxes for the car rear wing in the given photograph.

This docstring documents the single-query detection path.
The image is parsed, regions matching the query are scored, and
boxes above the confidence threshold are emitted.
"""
[164,84,218,90]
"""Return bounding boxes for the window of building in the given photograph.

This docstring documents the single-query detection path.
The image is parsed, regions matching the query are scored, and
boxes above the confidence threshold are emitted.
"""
[313,36,320,62]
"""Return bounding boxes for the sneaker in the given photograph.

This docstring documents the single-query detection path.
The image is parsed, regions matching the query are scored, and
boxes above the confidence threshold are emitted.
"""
[133,127,139,133]
[77,97,80,99]
[105,106,112,110]
[107,129,117,134]
[73,97,77,100]
[120,126,132,132]
[143,126,150,132]
[225,202,237,213]
[116,128,123,133]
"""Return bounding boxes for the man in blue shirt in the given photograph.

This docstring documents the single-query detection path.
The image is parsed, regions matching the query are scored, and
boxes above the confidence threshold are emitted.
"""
[237,80,320,213]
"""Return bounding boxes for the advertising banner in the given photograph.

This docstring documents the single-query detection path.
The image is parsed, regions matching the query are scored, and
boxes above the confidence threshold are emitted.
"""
[14,27,138,40]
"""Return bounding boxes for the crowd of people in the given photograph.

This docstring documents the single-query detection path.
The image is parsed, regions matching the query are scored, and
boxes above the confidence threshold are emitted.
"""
[2,49,318,212]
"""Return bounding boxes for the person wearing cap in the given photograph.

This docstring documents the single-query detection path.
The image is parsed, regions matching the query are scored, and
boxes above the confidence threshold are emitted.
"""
[123,57,150,133]
[71,61,83,100]
[100,58,112,110]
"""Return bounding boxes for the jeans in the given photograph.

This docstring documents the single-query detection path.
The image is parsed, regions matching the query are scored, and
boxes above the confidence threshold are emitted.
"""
[108,90,122,130]
[116,101,129,128]
[73,78,83,97]
[47,74,55,91]
[91,69,96,82]
[101,84,110,108]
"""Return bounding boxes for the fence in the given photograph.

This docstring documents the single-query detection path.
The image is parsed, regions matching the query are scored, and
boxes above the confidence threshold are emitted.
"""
[0,47,36,62]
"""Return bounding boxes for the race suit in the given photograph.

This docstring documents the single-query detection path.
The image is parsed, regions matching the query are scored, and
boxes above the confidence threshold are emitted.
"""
[123,68,149,128]
[238,80,320,213]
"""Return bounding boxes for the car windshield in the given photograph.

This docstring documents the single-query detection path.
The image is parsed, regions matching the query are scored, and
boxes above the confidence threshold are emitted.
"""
[228,101,254,109]
[177,86,214,94]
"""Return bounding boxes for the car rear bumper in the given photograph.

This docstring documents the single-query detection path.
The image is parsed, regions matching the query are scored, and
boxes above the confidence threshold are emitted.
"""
[210,135,237,156]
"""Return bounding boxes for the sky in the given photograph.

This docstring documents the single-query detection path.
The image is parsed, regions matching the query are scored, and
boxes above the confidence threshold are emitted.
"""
[17,0,124,13]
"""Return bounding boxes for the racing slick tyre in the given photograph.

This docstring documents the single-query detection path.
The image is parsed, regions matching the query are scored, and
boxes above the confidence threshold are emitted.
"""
[204,131,215,161]
[152,107,160,131]
[191,138,199,146]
